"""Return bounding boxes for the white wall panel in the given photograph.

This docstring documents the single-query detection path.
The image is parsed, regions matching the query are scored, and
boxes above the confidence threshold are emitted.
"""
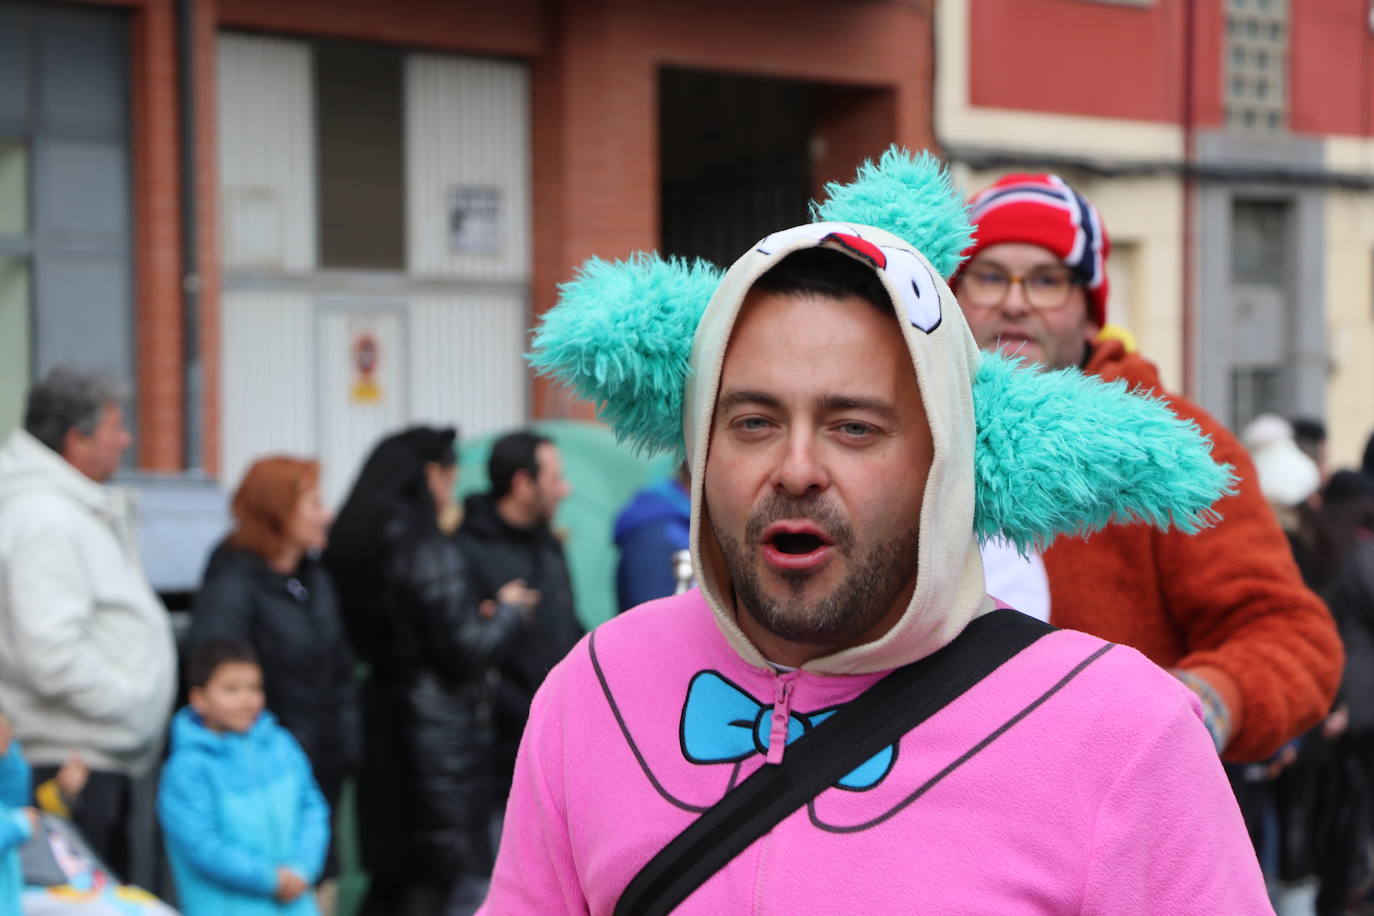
[409,294,527,440]
[219,291,317,496]
[405,55,530,281]
[318,307,408,507]
[217,33,316,272]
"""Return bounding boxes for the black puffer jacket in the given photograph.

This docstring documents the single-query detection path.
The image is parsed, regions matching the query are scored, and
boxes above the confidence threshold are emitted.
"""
[454,493,584,784]
[1327,537,1374,733]
[346,514,524,882]
[189,542,360,803]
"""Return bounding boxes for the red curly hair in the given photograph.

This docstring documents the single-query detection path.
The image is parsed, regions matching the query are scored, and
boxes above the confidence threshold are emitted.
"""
[228,456,321,560]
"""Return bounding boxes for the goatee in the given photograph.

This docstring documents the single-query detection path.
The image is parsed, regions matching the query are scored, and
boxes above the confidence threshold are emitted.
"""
[712,492,920,647]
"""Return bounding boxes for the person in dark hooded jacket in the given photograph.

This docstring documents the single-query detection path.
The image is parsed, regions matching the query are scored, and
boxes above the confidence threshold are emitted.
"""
[189,456,358,882]
[453,431,583,797]
[324,427,531,916]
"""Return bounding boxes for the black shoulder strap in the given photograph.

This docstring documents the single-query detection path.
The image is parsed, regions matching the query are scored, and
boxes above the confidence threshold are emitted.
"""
[615,608,1054,916]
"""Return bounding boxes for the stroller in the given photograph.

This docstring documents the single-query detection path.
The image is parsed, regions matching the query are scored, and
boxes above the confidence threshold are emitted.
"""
[17,814,178,915]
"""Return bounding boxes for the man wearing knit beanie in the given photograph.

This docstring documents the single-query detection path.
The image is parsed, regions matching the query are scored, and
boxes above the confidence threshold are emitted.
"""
[954,172,1341,763]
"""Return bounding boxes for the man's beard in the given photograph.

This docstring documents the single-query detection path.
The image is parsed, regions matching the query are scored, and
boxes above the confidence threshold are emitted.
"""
[712,493,921,648]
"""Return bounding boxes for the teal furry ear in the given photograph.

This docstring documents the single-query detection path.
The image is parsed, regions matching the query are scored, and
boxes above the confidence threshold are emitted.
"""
[528,253,721,454]
[812,147,973,278]
[973,351,1237,552]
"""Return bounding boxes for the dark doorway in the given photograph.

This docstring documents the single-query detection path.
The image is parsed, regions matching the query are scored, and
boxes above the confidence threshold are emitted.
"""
[659,68,813,268]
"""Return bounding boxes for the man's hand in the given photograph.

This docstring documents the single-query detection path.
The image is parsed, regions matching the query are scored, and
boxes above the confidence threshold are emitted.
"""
[1324,704,1349,740]
[21,807,39,833]
[496,579,541,626]
[276,867,308,902]
[497,579,541,609]
[1267,744,1299,780]
[57,753,89,800]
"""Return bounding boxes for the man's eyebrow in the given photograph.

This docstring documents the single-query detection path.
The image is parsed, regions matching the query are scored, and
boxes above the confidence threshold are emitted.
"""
[969,257,1067,274]
[717,389,783,412]
[817,395,900,422]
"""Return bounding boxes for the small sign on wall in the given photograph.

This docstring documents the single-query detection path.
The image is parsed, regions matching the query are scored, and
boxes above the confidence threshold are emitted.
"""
[448,186,502,255]
[351,332,381,403]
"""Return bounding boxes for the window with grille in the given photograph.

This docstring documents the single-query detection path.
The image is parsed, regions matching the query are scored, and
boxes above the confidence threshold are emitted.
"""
[1225,0,1287,132]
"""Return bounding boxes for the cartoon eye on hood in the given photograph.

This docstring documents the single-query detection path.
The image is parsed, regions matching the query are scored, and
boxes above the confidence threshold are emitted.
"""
[756,223,943,334]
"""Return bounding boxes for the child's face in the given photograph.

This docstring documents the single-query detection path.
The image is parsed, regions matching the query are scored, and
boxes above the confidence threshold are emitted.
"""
[190,661,265,734]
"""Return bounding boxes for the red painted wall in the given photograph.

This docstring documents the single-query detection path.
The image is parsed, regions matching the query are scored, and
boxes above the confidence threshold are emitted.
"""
[1290,0,1374,137]
[969,0,1224,128]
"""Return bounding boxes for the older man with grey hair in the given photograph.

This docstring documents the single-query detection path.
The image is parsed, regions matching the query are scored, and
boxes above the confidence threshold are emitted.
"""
[0,368,176,876]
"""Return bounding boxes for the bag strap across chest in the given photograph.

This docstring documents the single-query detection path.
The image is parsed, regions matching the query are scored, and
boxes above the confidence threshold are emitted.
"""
[615,608,1055,916]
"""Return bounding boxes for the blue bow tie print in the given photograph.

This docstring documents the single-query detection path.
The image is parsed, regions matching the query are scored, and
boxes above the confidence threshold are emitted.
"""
[679,671,895,791]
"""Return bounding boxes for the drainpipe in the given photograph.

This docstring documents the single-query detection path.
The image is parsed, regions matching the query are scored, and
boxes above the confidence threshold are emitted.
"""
[1180,0,1197,398]
[176,0,202,471]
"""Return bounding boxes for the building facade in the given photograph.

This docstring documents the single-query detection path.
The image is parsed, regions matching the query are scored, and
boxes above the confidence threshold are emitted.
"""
[939,0,1374,467]
[0,0,937,567]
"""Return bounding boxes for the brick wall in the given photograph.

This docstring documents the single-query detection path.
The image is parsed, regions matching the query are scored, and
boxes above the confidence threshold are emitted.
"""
[127,0,183,471]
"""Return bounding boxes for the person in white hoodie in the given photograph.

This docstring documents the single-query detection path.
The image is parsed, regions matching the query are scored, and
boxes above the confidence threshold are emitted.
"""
[0,368,176,877]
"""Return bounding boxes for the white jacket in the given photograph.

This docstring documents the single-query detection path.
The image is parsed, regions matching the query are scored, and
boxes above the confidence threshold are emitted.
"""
[0,429,176,775]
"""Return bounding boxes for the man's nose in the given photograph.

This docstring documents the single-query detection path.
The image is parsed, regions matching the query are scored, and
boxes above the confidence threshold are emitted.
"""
[772,432,829,496]
[1000,277,1033,316]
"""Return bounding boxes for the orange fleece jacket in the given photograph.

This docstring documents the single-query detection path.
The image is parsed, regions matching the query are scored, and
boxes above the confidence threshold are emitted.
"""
[1043,339,1342,762]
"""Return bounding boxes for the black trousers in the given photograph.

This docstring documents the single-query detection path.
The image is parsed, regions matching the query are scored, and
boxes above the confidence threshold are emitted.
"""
[30,766,132,880]
[359,875,488,916]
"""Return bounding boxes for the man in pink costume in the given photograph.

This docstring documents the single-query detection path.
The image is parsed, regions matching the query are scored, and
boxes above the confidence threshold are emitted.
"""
[483,156,1270,914]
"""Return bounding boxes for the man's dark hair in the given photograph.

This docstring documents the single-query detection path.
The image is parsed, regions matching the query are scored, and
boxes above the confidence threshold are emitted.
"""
[750,248,894,315]
[1290,417,1326,461]
[24,368,128,454]
[489,430,552,500]
[187,638,259,689]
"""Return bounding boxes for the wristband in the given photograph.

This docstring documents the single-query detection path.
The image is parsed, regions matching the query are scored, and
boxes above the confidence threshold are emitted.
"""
[1172,668,1232,753]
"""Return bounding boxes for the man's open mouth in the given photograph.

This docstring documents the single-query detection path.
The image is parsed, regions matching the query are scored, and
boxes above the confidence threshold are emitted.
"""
[771,531,828,554]
[760,522,836,571]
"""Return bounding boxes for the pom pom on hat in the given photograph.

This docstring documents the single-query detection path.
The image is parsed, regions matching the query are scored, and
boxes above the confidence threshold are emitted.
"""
[1241,414,1321,509]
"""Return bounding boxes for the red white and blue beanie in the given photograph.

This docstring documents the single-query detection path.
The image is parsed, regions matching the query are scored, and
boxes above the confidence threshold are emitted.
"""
[960,173,1111,328]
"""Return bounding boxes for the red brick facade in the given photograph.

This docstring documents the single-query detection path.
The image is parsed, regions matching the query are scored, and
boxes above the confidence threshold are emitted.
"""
[67,0,935,473]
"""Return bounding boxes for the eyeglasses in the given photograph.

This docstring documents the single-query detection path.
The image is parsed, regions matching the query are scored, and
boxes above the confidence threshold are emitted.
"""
[959,264,1082,310]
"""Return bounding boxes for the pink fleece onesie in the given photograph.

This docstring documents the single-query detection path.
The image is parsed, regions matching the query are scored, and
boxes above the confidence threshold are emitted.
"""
[482,590,1271,915]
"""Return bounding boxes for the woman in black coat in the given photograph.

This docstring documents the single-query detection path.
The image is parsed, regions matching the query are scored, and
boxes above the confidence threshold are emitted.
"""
[324,426,531,916]
[189,456,360,878]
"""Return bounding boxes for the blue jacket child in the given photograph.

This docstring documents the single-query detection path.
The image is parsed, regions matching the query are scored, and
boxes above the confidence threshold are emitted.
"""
[158,640,329,916]
[0,719,33,916]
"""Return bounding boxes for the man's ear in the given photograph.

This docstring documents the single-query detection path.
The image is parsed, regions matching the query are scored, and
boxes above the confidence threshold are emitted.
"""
[60,426,86,463]
[188,687,207,716]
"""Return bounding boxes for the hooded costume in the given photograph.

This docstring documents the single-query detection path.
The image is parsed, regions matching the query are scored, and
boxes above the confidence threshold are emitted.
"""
[480,150,1268,913]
